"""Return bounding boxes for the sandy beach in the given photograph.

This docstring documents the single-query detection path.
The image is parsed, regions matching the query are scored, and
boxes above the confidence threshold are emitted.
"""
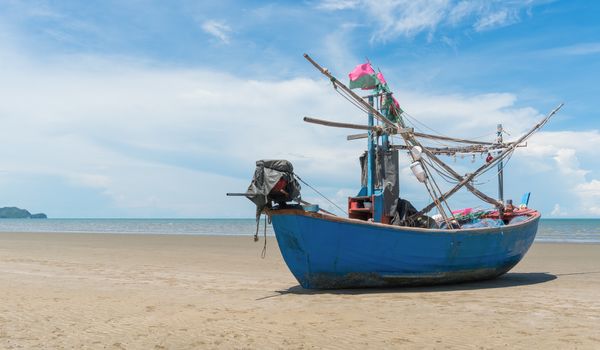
[0,233,599,349]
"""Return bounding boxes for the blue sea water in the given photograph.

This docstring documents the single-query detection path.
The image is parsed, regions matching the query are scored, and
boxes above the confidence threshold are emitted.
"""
[0,218,273,236]
[0,218,598,243]
[536,219,600,243]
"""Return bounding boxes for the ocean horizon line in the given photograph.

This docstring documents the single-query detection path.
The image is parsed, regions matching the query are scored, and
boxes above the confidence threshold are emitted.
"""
[0,217,598,244]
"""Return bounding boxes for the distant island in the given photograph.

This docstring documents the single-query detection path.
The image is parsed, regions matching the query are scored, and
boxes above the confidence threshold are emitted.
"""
[0,207,47,219]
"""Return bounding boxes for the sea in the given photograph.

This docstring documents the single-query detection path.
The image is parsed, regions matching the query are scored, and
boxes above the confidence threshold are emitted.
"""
[0,218,598,243]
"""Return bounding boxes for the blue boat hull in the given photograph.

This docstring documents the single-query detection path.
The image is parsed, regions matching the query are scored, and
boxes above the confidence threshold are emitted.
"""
[269,209,540,289]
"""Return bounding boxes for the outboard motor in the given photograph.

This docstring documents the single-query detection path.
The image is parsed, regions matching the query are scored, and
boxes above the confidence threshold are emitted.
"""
[245,160,301,217]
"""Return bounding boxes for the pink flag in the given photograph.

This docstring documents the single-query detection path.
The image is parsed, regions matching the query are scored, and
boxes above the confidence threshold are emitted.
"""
[348,63,378,90]
[349,63,375,81]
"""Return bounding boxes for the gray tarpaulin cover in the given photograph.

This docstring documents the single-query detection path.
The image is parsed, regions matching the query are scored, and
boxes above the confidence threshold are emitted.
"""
[360,148,399,216]
[246,160,301,218]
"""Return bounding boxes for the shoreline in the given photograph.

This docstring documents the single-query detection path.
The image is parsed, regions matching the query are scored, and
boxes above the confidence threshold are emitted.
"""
[0,231,599,245]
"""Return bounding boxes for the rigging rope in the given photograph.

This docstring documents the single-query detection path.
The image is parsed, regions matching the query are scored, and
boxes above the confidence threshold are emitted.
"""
[401,114,451,147]
[473,148,516,181]
[422,157,459,184]
[334,87,371,115]
[294,174,347,215]
[473,151,515,185]
[261,214,267,258]
[420,158,454,227]
[402,112,458,146]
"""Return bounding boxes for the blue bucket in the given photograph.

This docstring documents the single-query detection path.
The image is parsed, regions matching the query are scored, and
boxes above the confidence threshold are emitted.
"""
[303,204,320,213]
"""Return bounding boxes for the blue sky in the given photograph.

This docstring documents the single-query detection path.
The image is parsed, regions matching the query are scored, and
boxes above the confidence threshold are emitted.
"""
[0,0,598,218]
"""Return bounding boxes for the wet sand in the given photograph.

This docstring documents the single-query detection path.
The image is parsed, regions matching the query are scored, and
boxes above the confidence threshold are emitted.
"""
[0,233,599,349]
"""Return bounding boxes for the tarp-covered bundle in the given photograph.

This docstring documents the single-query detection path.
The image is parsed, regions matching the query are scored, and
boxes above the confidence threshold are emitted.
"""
[390,198,437,228]
[359,148,399,217]
[246,160,301,218]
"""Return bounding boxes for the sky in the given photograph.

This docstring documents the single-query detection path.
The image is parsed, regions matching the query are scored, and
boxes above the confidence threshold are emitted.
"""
[0,0,599,218]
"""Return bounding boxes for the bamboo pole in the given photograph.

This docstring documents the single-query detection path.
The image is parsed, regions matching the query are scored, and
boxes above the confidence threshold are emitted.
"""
[412,132,497,145]
[346,128,499,145]
[304,116,383,132]
[347,133,369,141]
[390,143,523,154]
[418,103,564,214]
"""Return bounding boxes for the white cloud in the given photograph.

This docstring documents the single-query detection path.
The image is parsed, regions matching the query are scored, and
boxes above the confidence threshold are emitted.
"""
[524,131,600,216]
[543,42,600,56]
[368,0,450,41]
[553,149,588,181]
[474,10,512,31]
[316,0,360,10]
[574,180,600,216]
[0,38,365,217]
[201,20,231,44]
[527,130,600,157]
[316,0,545,42]
[576,180,600,197]
[550,203,566,217]
[67,173,111,189]
[0,32,597,217]
[320,22,361,74]
[397,91,541,137]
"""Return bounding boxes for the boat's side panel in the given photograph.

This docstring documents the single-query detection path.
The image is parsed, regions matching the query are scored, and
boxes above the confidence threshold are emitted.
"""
[271,213,539,288]
[271,214,311,284]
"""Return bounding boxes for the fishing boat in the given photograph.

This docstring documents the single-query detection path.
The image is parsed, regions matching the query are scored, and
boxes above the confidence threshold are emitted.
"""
[229,54,563,289]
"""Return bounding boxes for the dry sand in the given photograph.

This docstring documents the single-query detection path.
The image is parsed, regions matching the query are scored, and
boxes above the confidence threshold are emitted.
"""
[0,233,599,349]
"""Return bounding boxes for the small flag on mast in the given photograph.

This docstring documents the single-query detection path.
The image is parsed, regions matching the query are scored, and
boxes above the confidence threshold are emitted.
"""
[348,62,378,90]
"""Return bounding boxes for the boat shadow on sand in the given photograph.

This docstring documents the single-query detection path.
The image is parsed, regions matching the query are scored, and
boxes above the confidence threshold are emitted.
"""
[264,272,557,298]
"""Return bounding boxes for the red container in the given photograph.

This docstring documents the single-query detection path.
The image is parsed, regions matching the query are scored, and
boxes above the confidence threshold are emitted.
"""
[350,200,364,210]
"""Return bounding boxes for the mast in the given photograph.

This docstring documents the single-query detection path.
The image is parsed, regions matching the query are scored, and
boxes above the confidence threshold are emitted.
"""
[367,96,375,196]
[302,53,453,224]
[497,124,504,203]
[302,53,563,223]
